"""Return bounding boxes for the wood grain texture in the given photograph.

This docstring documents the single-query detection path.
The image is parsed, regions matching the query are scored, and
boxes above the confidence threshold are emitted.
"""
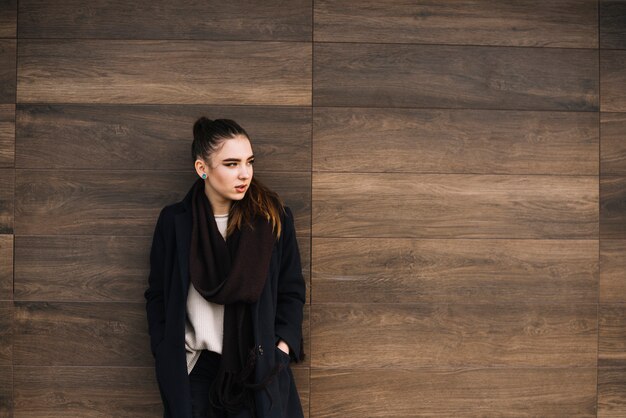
[601,240,626,303]
[0,104,13,168]
[0,366,11,417]
[18,40,311,105]
[0,0,16,38]
[601,176,626,239]
[310,303,597,368]
[313,107,598,174]
[0,169,13,234]
[18,0,311,41]
[310,368,597,417]
[601,50,626,112]
[0,302,11,366]
[14,170,310,236]
[315,0,598,48]
[13,301,152,366]
[13,366,161,417]
[312,173,598,239]
[0,40,15,104]
[601,0,626,49]
[312,238,598,304]
[599,366,626,417]
[0,235,12,300]
[15,170,195,236]
[14,235,151,302]
[314,43,598,110]
[16,104,311,171]
[599,304,626,367]
[602,112,626,175]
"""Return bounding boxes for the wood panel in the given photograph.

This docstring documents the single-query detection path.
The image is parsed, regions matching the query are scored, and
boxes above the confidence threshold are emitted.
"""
[0,169,13,234]
[598,366,626,417]
[601,176,626,239]
[0,302,11,366]
[599,304,626,367]
[314,43,598,110]
[312,238,598,304]
[14,170,310,236]
[13,301,152,366]
[15,169,193,236]
[315,0,597,48]
[311,368,597,417]
[0,366,11,418]
[0,0,16,38]
[601,0,626,49]
[602,112,626,175]
[18,0,311,41]
[0,235,11,300]
[310,303,597,369]
[18,40,311,105]
[313,107,598,174]
[598,6,626,411]
[13,366,161,417]
[0,104,13,168]
[312,173,598,239]
[16,104,311,172]
[0,40,15,104]
[601,240,626,303]
[0,31,12,391]
[601,50,626,112]
[14,235,150,302]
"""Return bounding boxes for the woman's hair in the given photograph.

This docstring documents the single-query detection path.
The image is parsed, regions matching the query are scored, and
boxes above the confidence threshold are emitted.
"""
[192,116,285,239]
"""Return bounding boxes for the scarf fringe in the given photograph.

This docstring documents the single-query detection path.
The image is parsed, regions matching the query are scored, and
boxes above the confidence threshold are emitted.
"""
[208,346,289,416]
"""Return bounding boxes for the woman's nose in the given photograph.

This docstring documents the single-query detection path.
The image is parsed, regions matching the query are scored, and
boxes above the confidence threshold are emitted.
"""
[239,165,251,178]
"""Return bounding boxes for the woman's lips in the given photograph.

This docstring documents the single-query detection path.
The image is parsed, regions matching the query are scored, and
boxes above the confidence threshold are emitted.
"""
[235,185,247,193]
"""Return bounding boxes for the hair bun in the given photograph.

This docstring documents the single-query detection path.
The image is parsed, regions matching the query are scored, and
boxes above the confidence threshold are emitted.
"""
[193,116,213,138]
[195,116,213,125]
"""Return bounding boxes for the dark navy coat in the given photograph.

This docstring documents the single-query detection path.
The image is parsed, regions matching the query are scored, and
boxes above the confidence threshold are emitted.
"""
[144,181,306,418]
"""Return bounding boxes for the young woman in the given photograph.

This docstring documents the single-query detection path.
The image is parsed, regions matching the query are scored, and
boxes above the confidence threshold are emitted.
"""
[144,117,306,418]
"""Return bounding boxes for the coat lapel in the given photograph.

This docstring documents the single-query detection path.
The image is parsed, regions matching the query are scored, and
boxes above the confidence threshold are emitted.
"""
[174,181,195,291]
[175,211,191,291]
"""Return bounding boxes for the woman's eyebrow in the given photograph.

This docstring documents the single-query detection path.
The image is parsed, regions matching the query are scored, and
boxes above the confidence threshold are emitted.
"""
[222,155,255,162]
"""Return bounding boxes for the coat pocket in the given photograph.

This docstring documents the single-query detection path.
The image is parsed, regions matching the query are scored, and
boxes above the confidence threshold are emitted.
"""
[273,346,293,416]
[275,345,291,365]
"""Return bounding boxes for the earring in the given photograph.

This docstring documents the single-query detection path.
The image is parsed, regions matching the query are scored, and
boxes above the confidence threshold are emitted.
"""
[201,173,207,179]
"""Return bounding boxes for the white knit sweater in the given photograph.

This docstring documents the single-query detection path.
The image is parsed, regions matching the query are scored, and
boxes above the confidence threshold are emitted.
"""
[184,213,228,374]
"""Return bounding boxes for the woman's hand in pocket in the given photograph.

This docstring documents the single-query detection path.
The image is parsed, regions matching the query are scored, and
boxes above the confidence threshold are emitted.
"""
[276,339,290,356]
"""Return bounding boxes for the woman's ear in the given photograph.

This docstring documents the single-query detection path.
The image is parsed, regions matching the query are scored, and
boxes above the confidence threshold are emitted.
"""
[194,159,208,178]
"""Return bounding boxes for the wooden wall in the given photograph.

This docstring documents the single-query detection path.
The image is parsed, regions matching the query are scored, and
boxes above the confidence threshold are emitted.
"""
[0,0,624,416]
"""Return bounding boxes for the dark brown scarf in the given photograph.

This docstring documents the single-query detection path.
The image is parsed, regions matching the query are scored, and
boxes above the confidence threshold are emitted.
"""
[188,177,275,415]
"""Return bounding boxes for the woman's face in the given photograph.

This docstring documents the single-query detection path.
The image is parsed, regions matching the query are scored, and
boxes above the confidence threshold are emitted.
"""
[198,135,254,212]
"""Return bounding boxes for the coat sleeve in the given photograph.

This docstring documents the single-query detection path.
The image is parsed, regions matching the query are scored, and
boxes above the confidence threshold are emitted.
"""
[144,208,167,357]
[274,206,306,363]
